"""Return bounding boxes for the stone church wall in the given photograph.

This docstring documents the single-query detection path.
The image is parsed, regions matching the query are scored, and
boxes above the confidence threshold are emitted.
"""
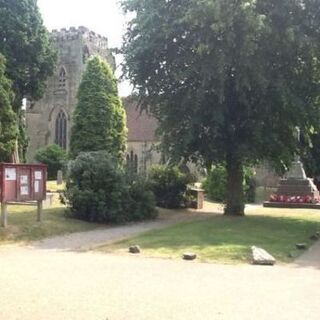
[26,27,115,162]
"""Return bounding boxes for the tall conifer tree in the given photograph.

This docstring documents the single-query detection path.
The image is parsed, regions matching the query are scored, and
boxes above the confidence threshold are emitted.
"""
[70,56,127,160]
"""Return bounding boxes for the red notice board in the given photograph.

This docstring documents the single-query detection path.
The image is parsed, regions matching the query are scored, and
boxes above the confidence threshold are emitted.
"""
[0,164,47,203]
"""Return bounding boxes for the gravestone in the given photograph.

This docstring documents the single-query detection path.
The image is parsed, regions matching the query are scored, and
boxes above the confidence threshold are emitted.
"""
[57,170,63,185]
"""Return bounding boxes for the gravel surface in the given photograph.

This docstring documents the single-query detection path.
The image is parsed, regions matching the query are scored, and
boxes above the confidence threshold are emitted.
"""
[0,245,319,320]
[0,207,319,320]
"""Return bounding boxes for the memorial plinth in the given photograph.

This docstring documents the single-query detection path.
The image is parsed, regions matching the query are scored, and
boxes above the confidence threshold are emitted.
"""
[263,160,320,209]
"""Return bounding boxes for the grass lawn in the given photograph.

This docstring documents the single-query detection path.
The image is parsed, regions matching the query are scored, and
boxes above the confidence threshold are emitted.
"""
[99,205,320,264]
[0,181,102,244]
[46,180,65,193]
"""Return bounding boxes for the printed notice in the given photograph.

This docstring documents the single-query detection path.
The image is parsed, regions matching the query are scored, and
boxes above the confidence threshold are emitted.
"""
[34,181,40,193]
[20,186,29,195]
[35,171,42,180]
[20,175,28,184]
[5,168,16,181]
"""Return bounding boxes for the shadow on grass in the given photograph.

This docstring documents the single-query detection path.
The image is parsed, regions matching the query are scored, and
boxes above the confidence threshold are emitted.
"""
[111,213,320,266]
[0,205,102,244]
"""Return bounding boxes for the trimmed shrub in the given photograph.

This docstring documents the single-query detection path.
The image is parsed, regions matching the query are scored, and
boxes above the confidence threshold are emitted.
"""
[203,164,256,203]
[35,144,67,180]
[63,151,157,223]
[148,165,191,208]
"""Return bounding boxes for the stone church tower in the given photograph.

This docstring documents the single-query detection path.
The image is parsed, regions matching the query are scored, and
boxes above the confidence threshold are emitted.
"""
[26,26,115,161]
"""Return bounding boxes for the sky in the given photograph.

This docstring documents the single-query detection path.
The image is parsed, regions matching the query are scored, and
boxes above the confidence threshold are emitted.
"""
[37,0,132,96]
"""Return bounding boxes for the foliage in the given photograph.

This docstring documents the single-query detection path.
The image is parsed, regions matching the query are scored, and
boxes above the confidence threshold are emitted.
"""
[243,167,256,203]
[203,165,256,203]
[300,132,320,180]
[35,144,68,180]
[121,0,320,215]
[0,0,56,160]
[0,0,56,110]
[127,177,158,221]
[63,152,157,223]
[148,165,192,208]
[0,54,17,162]
[202,165,227,202]
[70,57,127,160]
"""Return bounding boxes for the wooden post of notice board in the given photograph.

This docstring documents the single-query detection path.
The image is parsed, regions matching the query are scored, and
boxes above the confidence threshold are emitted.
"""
[1,202,7,228]
[37,200,43,222]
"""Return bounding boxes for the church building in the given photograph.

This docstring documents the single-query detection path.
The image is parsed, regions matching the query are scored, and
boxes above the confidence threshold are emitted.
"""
[26,27,161,174]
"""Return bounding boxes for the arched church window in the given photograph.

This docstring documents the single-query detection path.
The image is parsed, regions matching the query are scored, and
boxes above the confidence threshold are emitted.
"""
[58,67,67,88]
[127,151,138,175]
[55,110,67,149]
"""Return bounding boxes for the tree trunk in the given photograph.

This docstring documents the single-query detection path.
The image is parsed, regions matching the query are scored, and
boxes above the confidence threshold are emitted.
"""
[224,153,245,216]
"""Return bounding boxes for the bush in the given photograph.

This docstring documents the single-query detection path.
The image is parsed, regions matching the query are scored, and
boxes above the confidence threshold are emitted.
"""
[127,178,158,221]
[202,164,226,202]
[35,144,67,180]
[63,151,157,223]
[203,164,256,203]
[148,165,192,208]
[243,167,256,203]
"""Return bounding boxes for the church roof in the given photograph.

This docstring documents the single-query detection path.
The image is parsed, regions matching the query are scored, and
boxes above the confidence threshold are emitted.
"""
[124,97,158,142]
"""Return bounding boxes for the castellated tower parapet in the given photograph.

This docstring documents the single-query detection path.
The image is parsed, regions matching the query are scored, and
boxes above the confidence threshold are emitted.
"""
[50,26,114,67]
[51,26,110,51]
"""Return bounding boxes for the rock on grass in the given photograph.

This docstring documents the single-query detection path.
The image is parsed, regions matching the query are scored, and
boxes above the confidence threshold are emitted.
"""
[251,246,276,266]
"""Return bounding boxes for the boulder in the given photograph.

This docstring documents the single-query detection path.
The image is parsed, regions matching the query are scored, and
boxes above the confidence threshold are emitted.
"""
[129,245,141,254]
[251,246,276,265]
[310,234,319,241]
[182,252,197,261]
[296,243,307,250]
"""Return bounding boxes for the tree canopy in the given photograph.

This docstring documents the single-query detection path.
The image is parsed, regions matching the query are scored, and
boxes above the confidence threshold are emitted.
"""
[35,144,67,180]
[0,0,56,110]
[70,56,127,160]
[0,0,56,161]
[0,54,17,162]
[121,0,320,215]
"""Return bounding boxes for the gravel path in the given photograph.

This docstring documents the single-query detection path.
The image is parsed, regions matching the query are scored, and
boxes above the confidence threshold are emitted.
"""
[32,210,213,251]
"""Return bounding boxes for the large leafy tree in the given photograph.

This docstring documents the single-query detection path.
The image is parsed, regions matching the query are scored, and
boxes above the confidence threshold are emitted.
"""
[121,0,320,215]
[70,56,127,160]
[0,54,18,161]
[0,0,56,109]
[0,0,56,160]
